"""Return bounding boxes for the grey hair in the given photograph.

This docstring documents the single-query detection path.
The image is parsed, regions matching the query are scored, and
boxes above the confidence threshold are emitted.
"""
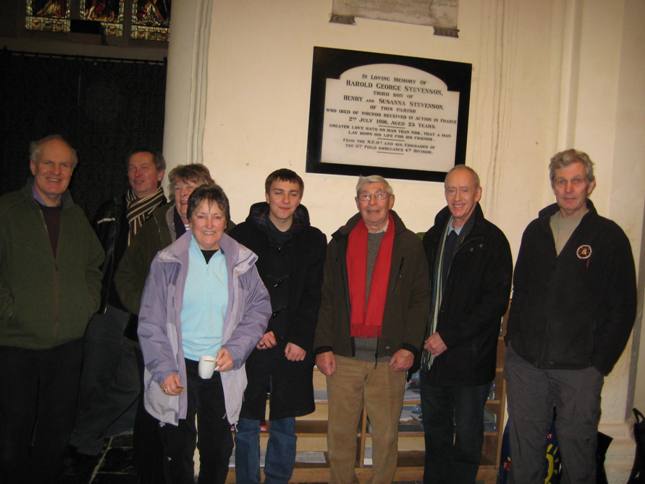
[168,164,215,192]
[549,149,595,184]
[444,164,480,188]
[355,175,394,196]
[29,134,78,167]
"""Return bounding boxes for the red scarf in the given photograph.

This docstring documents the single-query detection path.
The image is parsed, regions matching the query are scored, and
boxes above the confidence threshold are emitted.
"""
[346,215,395,337]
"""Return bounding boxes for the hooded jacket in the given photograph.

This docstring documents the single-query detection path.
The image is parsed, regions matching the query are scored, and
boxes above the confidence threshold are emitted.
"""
[313,210,429,360]
[137,231,271,425]
[229,202,326,419]
[506,201,636,375]
[0,180,104,349]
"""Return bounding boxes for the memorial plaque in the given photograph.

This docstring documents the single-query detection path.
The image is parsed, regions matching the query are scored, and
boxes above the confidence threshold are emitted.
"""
[306,47,471,182]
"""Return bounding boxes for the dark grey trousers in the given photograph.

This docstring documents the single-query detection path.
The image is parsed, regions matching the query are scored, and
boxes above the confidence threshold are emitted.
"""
[505,343,603,484]
[70,305,140,455]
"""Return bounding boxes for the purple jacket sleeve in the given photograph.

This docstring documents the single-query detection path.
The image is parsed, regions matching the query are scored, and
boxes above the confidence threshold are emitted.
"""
[137,257,180,384]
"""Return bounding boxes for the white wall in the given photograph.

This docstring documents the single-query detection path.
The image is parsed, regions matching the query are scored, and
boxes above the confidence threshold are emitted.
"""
[165,0,645,431]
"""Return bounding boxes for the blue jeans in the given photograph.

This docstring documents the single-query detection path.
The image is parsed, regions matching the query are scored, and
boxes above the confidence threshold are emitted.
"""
[420,371,490,484]
[235,417,296,484]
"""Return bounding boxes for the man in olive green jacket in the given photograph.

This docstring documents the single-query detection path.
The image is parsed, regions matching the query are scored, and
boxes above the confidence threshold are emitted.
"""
[0,135,104,483]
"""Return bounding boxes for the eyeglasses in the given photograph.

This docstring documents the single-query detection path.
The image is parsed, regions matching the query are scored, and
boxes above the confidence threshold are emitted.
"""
[357,191,390,202]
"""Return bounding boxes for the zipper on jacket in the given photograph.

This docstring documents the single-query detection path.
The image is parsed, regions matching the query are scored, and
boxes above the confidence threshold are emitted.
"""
[337,245,354,358]
[390,257,405,295]
[35,204,61,339]
[537,229,557,368]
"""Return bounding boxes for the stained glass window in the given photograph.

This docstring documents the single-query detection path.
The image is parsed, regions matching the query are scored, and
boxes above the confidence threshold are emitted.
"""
[131,0,171,41]
[79,0,125,37]
[26,0,71,32]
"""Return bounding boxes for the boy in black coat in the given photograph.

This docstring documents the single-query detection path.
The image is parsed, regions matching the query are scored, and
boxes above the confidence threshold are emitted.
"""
[230,169,326,483]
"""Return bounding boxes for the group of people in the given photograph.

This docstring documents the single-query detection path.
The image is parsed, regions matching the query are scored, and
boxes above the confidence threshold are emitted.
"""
[0,133,637,484]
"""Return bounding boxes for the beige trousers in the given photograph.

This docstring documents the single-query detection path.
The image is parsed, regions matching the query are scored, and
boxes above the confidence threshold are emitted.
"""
[326,355,407,484]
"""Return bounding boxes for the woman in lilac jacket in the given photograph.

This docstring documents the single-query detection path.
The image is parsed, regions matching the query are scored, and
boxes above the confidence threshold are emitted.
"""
[138,184,271,484]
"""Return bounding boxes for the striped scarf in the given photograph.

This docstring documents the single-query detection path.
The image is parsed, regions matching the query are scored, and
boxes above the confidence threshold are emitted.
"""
[421,223,452,370]
[126,187,165,244]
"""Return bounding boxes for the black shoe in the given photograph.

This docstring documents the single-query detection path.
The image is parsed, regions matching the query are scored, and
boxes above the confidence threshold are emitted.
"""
[62,446,101,477]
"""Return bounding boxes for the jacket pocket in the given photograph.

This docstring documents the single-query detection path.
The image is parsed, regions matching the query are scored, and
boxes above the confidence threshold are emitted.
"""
[143,368,180,425]
[0,292,15,323]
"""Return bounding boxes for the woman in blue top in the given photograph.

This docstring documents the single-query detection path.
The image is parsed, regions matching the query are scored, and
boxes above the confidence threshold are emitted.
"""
[138,184,271,484]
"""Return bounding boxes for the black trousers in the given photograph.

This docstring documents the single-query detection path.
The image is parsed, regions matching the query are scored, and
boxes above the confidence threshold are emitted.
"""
[71,305,139,455]
[134,344,166,484]
[0,339,83,484]
[159,359,233,484]
[420,369,490,484]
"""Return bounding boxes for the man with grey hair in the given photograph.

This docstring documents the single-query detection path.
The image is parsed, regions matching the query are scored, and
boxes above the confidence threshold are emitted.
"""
[0,135,104,482]
[314,175,429,483]
[505,149,637,483]
[421,165,512,483]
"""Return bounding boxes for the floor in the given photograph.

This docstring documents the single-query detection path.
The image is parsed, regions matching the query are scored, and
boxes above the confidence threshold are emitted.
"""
[62,433,137,484]
[61,432,426,483]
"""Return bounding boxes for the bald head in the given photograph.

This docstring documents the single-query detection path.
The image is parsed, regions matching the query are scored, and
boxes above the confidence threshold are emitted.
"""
[444,165,482,228]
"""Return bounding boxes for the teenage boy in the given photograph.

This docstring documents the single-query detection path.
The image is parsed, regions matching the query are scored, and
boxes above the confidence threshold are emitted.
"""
[230,169,326,484]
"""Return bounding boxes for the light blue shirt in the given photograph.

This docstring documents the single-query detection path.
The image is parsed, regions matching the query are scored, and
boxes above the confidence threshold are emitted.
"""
[181,236,228,361]
[448,217,462,236]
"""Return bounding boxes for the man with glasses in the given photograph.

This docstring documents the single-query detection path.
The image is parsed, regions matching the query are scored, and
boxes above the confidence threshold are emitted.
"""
[314,175,429,484]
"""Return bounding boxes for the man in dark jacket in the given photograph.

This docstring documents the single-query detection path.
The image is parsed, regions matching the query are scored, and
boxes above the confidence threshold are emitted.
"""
[421,165,512,484]
[505,149,637,483]
[314,175,429,484]
[70,149,166,457]
[115,163,215,316]
[230,169,326,484]
[0,135,104,482]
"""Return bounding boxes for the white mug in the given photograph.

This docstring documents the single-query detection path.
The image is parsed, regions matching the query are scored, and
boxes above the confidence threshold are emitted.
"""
[198,355,217,379]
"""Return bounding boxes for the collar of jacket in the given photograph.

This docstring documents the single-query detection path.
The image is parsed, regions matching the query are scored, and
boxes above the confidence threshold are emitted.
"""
[156,230,258,273]
[164,203,178,241]
[245,201,311,235]
[332,209,408,240]
[537,199,598,229]
[22,177,74,210]
[432,203,486,239]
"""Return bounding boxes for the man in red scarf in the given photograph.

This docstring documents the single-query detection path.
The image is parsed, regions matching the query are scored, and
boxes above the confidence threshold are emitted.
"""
[314,175,429,484]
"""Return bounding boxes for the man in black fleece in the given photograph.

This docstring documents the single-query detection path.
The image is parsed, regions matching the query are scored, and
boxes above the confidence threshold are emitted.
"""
[505,149,637,483]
